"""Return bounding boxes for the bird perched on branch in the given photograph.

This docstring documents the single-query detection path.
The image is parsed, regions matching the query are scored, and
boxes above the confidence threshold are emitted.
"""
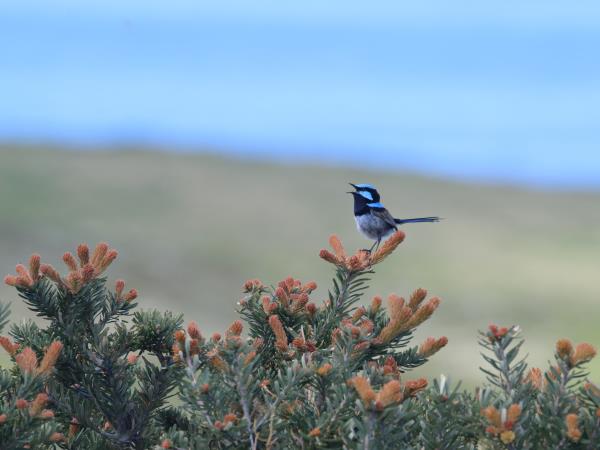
[348,183,440,252]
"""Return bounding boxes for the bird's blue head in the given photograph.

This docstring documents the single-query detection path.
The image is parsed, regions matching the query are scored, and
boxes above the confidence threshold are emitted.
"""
[348,185,385,215]
[349,183,381,202]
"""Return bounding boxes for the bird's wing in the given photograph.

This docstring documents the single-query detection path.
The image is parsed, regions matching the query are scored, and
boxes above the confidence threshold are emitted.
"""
[370,207,398,229]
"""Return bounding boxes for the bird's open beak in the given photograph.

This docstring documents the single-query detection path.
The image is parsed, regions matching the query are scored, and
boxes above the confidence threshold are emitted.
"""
[349,183,358,190]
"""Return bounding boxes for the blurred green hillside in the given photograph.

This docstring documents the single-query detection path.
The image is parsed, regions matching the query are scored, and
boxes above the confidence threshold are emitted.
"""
[1,145,599,384]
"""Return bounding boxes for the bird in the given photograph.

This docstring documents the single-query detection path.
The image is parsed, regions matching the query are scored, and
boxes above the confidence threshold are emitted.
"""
[348,183,440,252]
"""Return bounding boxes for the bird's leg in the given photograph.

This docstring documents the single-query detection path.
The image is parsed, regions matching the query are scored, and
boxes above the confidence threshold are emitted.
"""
[373,239,381,253]
[361,240,378,254]
[365,239,379,254]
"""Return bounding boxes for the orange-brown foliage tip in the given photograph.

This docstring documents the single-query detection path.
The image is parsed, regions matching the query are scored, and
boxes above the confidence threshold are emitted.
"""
[29,254,41,281]
[418,336,448,358]
[69,418,80,437]
[319,249,338,265]
[526,368,544,390]
[49,432,66,443]
[482,404,521,441]
[15,263,34,287]
[308,427,321,437]
[207,349,229,372]
[126,352,139,364]
[7,242,122,293]
[82,242,118,276]
[14,341,63,376]
[507,404,521,423]
[329,235,346,260]
[375,380,403,409]
[376,293,441,345]
[171,343,181,362]
[76,243,90,265]
[321,233,405,272]
[189,338,201,355]
[15,347,38,374]
[316,363,333,376]
[488,324,509,341]
[39,264,61,284]
[37,341,63,375]
[40,409,54,419]
[62,252,79,272]
[302,281,317,293]
[500,431,516,444]
[274,286,289,307]
[404,378,428,396]
[226,320,243,337]
[482,406,501,429]
[174,330,186,344]
[408,288,427,310]
[91,242,109,267]
[346,251,371,272]
[97,249,118,273]
[115,279,126,297]
[556,338,574,359]
[81,264,96,283]
[376,305,413,344]
[370,296,382,313]
[369,230,405,265]
[5,255,44,288]
[242,278,263,292]
[261,296,272,314]
[187,321,202,340]
[0,336,20,355]
[351,306,366,323]
[408,297,440,327]
[350,377,407,410]
[268,315,288,351]
[124,288,138,302]
[29,393,49,417]
[566,414,582,442]
[3,275,18,287]
[350,376,376,407]
[571,342,596,365]
[387,294,405,320]
[223,413,237,424]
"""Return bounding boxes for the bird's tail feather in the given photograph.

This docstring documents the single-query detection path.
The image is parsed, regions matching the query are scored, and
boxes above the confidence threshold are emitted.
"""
[394,216,440,224]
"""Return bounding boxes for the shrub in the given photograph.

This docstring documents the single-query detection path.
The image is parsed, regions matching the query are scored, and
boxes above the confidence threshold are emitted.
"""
[0,233,598,449]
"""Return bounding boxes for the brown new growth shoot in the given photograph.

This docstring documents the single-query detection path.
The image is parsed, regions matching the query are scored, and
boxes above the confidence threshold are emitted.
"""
[5,341,64,376]
[4,242,134,296]
[350,376,428,411]
[320,231,405,272]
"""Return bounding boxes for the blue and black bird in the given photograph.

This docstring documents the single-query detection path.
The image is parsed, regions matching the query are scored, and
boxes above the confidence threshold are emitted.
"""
[348,183,440,251]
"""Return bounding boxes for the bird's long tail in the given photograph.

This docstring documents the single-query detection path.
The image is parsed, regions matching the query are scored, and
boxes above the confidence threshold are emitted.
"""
[394,216,440,224]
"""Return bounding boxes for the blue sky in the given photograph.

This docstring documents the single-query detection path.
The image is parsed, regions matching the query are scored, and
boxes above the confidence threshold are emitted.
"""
[2,1,600,188]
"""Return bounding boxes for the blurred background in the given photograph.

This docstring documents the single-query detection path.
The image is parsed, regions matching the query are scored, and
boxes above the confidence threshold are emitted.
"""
[1,1,599,384]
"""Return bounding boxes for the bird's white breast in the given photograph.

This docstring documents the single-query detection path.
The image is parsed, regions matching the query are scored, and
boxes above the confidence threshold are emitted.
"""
[355,213,394,241]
